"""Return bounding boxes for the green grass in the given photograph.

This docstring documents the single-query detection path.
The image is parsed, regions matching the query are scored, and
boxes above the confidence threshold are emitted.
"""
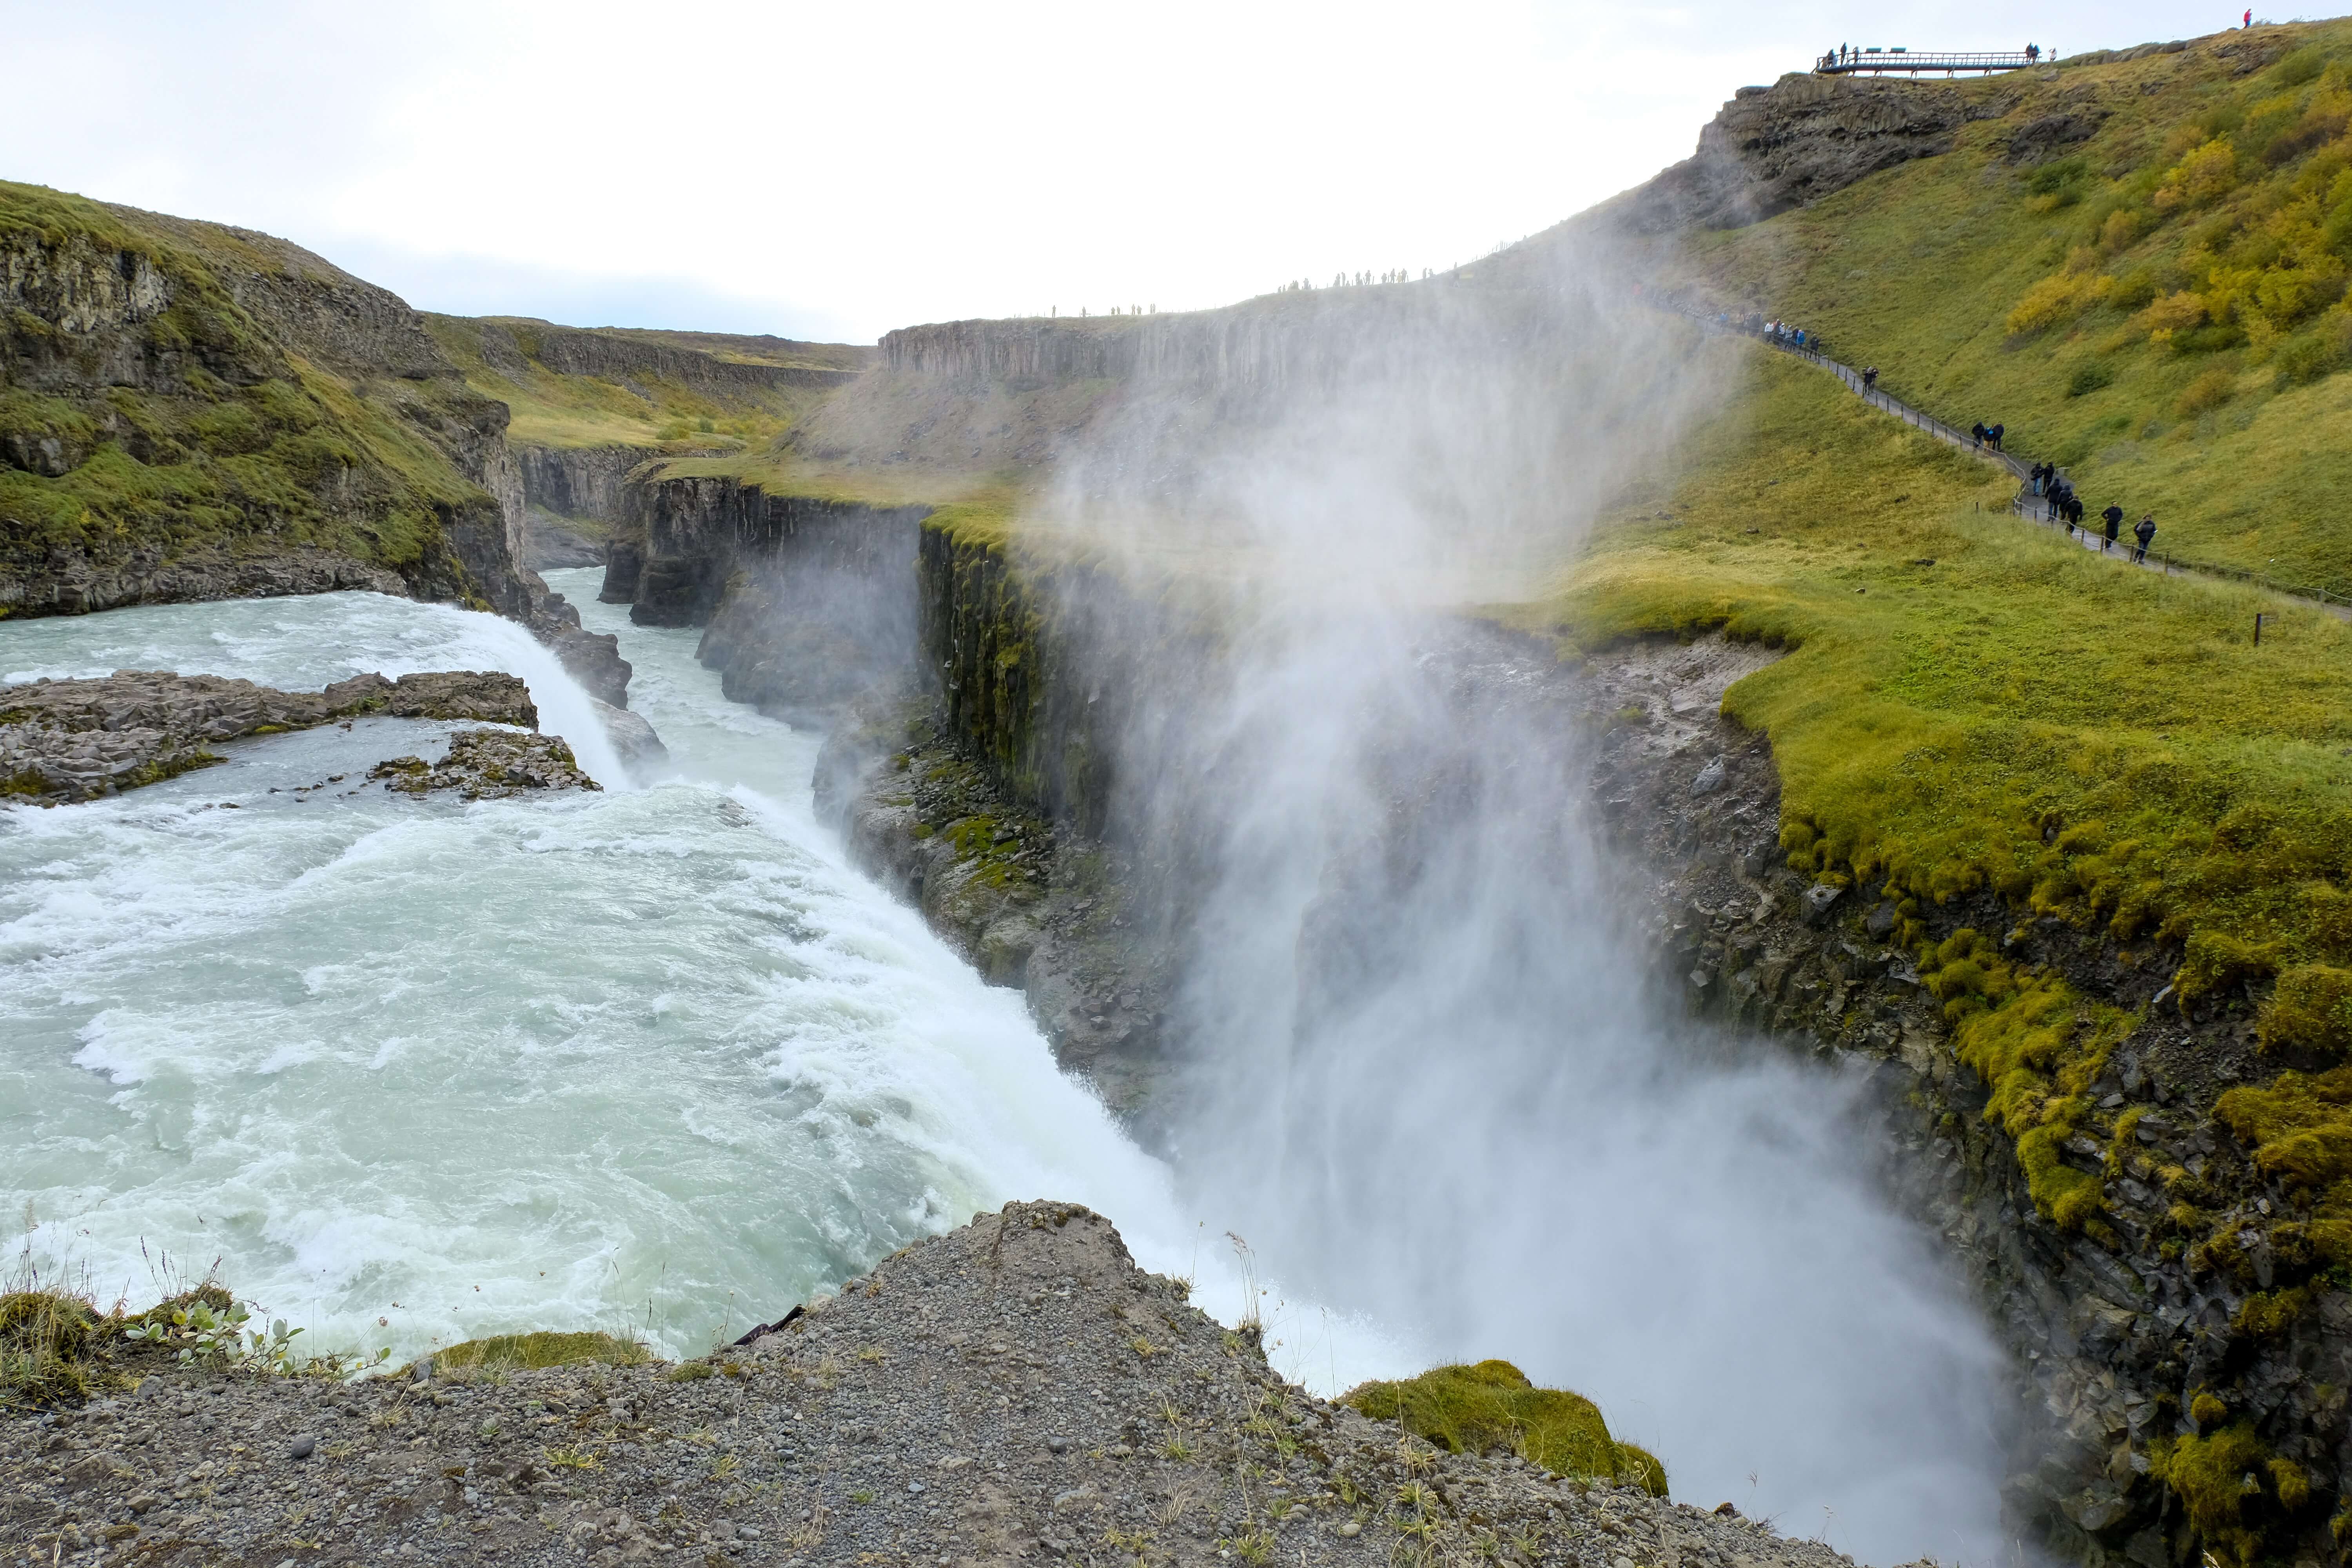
[1343,1359,1666,1495]
[1639,19,2352,594]
[1529,347,2352,1196]
[421,315,846,456]
[426,1331,651,1376]
[1514,347,2352,1544]
[1,179,503,593]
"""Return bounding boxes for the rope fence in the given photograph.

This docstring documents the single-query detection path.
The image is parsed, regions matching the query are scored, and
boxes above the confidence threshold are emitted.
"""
[1663,305,2352,616]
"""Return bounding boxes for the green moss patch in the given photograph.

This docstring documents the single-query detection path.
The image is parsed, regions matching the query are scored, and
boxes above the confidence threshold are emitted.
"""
[1343,1360,1666,1495]
[423,1331,650,1377]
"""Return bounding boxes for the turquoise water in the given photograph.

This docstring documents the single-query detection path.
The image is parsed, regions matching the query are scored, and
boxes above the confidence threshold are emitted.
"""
[0,583,1385,1377]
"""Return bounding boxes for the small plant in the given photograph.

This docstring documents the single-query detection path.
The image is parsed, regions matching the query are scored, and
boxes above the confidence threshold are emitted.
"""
[1219,1524,1274,1565]
[122,1296,251,1363]
[1102,1525,1152,1564]
[544,1445,601,1471]
[849,1489,875,1505]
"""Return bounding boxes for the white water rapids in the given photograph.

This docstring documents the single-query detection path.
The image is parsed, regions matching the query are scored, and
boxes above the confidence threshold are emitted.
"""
[0,575,1403,1386]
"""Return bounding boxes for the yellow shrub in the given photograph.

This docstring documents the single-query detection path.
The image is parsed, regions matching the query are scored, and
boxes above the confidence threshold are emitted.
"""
[2007,272,2098,336]
[2135,290,2211,343]
[2157,138,2241,210]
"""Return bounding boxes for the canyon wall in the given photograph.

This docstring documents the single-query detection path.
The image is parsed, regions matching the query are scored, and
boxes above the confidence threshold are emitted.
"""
[808,517,2350,1564]
[0,183,628,704]
[596,472,927,719]
[457,316,865,401]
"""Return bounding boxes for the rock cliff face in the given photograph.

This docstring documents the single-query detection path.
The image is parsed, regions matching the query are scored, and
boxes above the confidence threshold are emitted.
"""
[0,181,630,706]
[454,316,866,400]
[513,444,654,527]
[592,472,926,719]
[809,525,2352,1562]
[1596,73,2015,234]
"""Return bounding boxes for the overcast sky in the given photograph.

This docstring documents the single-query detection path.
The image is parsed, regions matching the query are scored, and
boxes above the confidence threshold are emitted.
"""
[1,0,2307,344]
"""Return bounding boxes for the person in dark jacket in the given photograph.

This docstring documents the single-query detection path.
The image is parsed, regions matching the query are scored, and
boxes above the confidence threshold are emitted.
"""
[1863,365,1878,392]
[2103,506,2123,550]
[1971,421,1987,446]
[2133,514,2157,563]
[1988,423,2005,451]
[2069,494,2085,530]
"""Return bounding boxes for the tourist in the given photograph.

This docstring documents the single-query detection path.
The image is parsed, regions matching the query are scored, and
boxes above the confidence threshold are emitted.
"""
[2102,502,2124,546]
[2134,514,2157,563]
[1863,365,1878,392]
[1987,422,2005,452]
[2026,42,2040,62]
[1971,421,1987,446]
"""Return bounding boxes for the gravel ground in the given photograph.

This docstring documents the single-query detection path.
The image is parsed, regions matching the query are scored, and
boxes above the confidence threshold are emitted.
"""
[1,1203,1875,1568]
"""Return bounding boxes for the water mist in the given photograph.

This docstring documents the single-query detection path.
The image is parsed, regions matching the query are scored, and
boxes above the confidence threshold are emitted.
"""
[1039,243,2019,1562]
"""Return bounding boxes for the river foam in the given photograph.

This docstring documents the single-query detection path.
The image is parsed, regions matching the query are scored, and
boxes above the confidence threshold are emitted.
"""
[1,582,1403,1387]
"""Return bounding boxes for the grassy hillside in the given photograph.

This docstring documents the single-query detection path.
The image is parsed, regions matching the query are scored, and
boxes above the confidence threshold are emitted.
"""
[422,315,865,454]
[1638,20,2352,595]
[1527,348,2352,1552]
[0,180,502,604]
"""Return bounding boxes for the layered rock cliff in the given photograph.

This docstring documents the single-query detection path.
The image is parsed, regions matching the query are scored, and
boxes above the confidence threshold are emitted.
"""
[806,517,2352,1562]
[0,180,628,705]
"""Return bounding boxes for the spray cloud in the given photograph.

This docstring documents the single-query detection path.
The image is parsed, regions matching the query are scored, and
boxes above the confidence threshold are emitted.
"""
[1031,237,2016,1563]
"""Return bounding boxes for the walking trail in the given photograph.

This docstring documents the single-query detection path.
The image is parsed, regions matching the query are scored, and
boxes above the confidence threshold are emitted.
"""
[1673,307,2352,622]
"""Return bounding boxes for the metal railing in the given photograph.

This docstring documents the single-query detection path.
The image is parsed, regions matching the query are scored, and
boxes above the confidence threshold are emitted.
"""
[1815,48,2040,75]
[1659,304,2352,617]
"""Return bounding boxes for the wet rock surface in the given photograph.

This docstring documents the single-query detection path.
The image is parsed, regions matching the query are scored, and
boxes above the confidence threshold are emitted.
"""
[1579,639,2352,1563]
[818,694,1171,1123]
[0,669,535,804]
[370,729,599,801]
[0,1203,1860,1568]
[590,698,668,773]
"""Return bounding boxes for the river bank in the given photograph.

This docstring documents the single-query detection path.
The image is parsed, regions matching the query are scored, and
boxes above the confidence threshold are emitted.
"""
[0,1203,1862,1568]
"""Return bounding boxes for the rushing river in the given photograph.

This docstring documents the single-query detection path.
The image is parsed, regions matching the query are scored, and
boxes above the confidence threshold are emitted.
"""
[0,575,1393,1382]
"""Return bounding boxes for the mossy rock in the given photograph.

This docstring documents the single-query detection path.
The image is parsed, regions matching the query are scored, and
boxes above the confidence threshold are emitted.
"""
[421,1331,650,1377]
[1342,1359,1667,1495]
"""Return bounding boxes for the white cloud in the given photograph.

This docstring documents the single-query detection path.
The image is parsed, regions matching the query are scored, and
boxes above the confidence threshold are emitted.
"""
[0,0,2277,341]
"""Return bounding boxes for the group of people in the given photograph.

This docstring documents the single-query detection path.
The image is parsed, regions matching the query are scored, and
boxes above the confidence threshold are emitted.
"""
[2032,461,2159,561]
[1821,42,2041,67]
[1971,420,2007,451]
[1764,319,1815,350]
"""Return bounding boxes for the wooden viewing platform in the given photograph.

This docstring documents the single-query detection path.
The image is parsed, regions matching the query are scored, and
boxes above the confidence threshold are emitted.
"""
[1814,47,2040,76]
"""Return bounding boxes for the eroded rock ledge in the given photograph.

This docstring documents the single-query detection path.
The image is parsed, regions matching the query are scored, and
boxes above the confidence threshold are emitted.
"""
[0,670,536,804]
[0,1203,1857,1568]
[371,730,600,801]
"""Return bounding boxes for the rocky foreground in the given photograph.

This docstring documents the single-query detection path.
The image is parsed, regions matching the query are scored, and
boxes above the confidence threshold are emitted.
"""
[0,1204,1865,1568]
